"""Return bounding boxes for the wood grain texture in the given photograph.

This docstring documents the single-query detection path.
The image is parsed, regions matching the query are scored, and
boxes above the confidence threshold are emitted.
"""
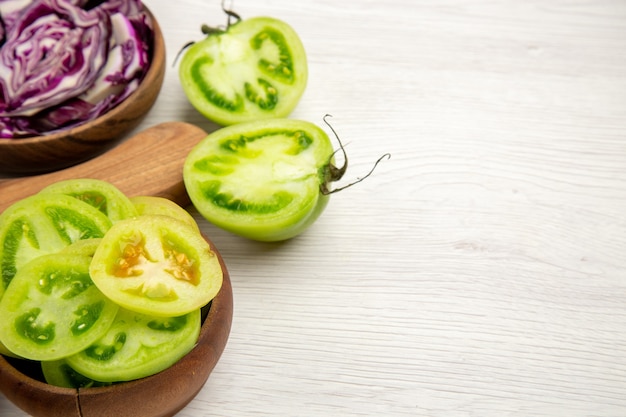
[0,122,207,212]
[1,0,626,416]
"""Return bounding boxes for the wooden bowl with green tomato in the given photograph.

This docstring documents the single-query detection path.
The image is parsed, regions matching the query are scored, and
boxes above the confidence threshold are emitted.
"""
[0,260,232,417]
[0,1,165,175]
[0,171,232,415]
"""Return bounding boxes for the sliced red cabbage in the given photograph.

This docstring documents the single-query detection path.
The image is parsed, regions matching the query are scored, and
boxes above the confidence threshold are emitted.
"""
[81,12,144,105]
[0,0,33,41]
[0,0,153,138]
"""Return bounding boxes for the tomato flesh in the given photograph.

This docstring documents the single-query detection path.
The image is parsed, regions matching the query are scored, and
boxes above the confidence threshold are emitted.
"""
[0,253,119,361]
[65,308,200,382]
[0,194,112,298]
[90,215,223,317]
[60,238,102,257]
[184,118,334,241]
[130,195,200,233]
[179,16,308,125]
[39,178,138,223]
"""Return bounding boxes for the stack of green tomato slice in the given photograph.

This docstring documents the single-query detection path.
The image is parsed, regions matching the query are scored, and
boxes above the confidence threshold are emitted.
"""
[0,179,223,388]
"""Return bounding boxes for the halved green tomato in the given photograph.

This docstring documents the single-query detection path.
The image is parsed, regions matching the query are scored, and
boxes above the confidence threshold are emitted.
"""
[89,215,223,317]
[0,194,112,298]
[39,178,138,223]
[130,195,200,233]
[183,118,334,241]
[0,253,119,361]
[65,308,200,382]
[42,359,112,388]
[179,16,308,125]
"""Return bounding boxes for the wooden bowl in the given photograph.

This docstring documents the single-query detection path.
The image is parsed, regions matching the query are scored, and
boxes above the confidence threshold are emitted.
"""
[0,6,166,176]
[0,239,233,417]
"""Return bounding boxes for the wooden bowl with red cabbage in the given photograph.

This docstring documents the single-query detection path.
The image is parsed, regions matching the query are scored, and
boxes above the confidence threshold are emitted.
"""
[0,0,165,175]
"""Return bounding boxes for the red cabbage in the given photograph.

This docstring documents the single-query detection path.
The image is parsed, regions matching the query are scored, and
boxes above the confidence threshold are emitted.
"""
[0,0,153,138]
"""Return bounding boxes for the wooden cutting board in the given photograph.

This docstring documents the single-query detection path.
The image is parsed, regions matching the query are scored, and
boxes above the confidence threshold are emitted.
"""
[0,122,208,213]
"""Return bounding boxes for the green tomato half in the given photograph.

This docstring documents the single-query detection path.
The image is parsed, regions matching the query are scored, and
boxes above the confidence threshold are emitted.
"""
[179,16,308,125]
[183,118,337,242]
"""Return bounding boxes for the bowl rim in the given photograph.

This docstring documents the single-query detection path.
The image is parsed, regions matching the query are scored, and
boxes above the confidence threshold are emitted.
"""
[0,4,165,146]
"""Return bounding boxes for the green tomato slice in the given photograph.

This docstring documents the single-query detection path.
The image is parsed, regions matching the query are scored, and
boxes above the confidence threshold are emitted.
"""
[179,16,308,125]
[89,215,223,317]
[0,194,112,298]
[59,238,103,257]
[39,178,138,223]
[0,339,20,358]
[42,359,112,388]
[130,196,200,233]
[183,118,334,241]
[0,253,119,361]
[65,308,200,382]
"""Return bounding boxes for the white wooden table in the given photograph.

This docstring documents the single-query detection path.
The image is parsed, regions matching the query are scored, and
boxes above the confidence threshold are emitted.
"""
[2,0,626,415]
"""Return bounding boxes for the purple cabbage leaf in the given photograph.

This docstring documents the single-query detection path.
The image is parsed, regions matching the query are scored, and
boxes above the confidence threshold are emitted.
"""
[0,0,153,138]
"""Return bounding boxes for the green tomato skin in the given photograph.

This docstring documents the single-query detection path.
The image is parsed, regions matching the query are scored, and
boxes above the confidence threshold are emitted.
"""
[226,192,329,242]
[179,16,308,126]
[0,339,20,358]
[278,193,329,241]
[41,359,112,388]
[65,308,200,382]
[183,118,334,242]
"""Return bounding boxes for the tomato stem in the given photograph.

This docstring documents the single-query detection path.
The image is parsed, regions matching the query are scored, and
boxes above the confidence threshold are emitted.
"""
[173,41,195,66]
[173,1,242,67]
[323,114,348,182]
[221,0,242,28]
[321,114,391,195]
